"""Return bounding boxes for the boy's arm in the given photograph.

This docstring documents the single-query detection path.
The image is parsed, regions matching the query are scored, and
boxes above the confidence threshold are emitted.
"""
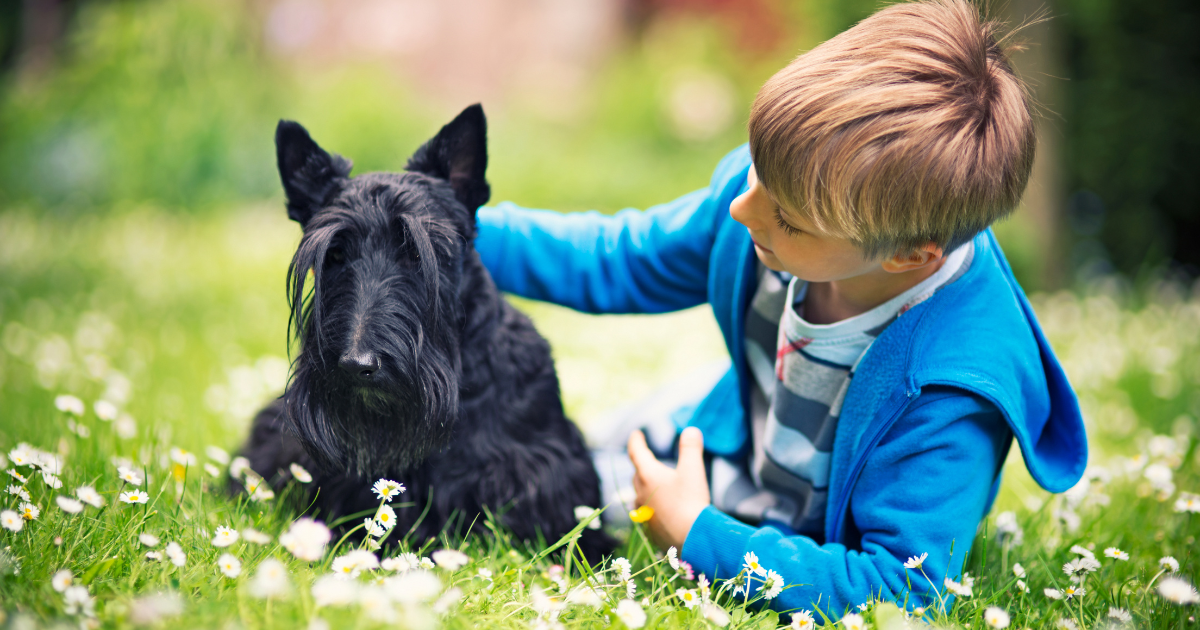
[681,387,1010,617]
[474,147,751,314]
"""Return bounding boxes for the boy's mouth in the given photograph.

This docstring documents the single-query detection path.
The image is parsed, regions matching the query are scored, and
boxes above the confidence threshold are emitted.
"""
[751,238,773,254]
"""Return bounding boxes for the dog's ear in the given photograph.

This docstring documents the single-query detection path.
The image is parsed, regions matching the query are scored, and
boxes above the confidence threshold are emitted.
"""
[405,104,490,210]
[276,121,353,226]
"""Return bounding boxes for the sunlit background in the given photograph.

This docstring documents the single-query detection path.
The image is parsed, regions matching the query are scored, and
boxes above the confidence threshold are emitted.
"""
[1,0,1199,494]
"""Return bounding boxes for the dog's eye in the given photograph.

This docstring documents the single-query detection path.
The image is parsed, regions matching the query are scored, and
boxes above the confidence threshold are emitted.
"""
[326,248,346,265]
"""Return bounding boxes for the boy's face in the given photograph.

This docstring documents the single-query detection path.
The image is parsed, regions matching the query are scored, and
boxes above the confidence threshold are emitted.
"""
[730,165,882,283]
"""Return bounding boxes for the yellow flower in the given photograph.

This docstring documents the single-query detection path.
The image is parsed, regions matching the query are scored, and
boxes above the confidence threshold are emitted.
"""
[629,506,654,523]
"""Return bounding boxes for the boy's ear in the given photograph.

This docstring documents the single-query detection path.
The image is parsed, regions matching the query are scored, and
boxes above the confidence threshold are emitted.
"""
[882,243,945,273]
[405,104,490,211]
[275,120,353,226]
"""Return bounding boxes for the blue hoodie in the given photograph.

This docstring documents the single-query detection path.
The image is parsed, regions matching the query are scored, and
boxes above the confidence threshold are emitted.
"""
[475,145,1087,617]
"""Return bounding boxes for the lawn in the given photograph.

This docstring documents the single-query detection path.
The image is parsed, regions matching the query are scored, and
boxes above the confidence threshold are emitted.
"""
[0,207,1197,629]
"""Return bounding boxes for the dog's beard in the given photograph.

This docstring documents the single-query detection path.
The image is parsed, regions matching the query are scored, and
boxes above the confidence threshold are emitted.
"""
[283,358,460,478]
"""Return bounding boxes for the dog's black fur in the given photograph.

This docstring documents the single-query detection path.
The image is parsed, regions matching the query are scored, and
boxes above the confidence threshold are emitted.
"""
[240,105,613,559]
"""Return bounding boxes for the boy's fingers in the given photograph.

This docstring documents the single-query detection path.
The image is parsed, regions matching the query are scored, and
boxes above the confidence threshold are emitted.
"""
[677,426,705,474]
[627,430,664,476]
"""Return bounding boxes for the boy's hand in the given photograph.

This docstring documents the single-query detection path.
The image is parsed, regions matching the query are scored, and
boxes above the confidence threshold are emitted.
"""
[627,426,711,550]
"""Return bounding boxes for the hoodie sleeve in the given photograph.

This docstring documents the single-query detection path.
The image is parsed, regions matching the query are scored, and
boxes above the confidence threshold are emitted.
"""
[473,146,751,314]
[681,387,1010,619]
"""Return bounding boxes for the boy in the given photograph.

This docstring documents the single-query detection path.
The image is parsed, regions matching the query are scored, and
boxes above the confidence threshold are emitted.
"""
[475,0,1087,616]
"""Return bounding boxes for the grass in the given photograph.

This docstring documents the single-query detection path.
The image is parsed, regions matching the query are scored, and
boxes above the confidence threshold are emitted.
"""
[0,207,1197,629]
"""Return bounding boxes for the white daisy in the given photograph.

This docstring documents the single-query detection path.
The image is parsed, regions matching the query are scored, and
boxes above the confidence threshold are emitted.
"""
[1063,556,1101,577]
[381,552,419,572]
[574,505,601,530]
[383,569,443,604]
[419,556,435,570]
[205,445,230,465]
[312,574,360,607]
[19,502,39,521]
[615,599,645,629]
[363,518,387,538]
[6,469,27,483]
[790,610,816,630]
[702,602,730,626]
[52,569,73,592]
[759,569,784,599]
[1069,544,1095,559]
[984,606,1010,629]
[743,551,765,576]
[289,463,312,483]
[903,552,928,569]
[218,553,242,578]
[1107,607,1132,623]
[6,485,29,501]
[1175,492,1200,514]
[203,463,222,478]
[212,526,239,548]
[1104,547,1129,561]
[249,557,291,599]
[145,551,163,561]
[1062,584,1085,600]
[375,504,397,530]
[139,533,160,547]
[56,496,84,514]
[168,447,197,467]
[75,486,104,508]
[55,394,85,416]
[1057,618,1078,630]
[612,557,632,581]
[667,546,680,571]
[359,584,396,621]
[431,549,469,571]
[41,472,63,489]
[1012,562,1026,578]
[1044,588,1063,600]
[120,490,148,504]
[1160,556,1181,572]
[477,568,493,581]
[117,466,143,486]
[229,456,251,479]
[676,588,700,608]
[1016,579,1029,593]
[944,577,972,597]
[371,479,405,502]
[94,400,118,421]
[841,612,864,630]
[1158,576,1200,604]
[279,518,331,561]
[241,528,272,545]
[63,584,94,617]
[165,542,186,567]
[7,447,32,467]
[566,586,603,609]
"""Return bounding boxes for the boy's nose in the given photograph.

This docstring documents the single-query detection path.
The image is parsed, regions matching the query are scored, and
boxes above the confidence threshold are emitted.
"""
[729,187,760,229]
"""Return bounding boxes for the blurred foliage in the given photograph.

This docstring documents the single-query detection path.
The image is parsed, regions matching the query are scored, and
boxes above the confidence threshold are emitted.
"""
[1057,0,1200,278]
[0,0,810,217]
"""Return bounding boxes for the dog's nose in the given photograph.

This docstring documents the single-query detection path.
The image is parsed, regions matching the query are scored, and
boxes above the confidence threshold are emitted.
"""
[339,352,380,381]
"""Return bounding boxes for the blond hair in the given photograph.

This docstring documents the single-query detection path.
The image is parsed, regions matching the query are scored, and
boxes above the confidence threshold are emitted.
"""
[748,0,1035,257]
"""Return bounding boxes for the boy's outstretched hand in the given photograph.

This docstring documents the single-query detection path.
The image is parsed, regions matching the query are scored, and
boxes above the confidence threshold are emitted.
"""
[627,426,711,550]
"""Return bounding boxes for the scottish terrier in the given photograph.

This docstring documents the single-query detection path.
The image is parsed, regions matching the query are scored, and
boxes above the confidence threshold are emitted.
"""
[240,105,613,559]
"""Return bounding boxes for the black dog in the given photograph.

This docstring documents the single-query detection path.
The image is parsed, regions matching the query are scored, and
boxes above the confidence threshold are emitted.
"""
[240,105,613,559]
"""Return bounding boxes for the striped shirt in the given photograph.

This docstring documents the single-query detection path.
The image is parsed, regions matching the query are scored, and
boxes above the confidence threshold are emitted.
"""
[710,242,974,537]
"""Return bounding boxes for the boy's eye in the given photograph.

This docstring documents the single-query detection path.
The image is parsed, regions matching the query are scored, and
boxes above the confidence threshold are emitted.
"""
[775,209,803,236]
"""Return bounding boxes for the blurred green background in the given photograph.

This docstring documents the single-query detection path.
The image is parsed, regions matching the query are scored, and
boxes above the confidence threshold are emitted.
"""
[0,0,1198,468]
